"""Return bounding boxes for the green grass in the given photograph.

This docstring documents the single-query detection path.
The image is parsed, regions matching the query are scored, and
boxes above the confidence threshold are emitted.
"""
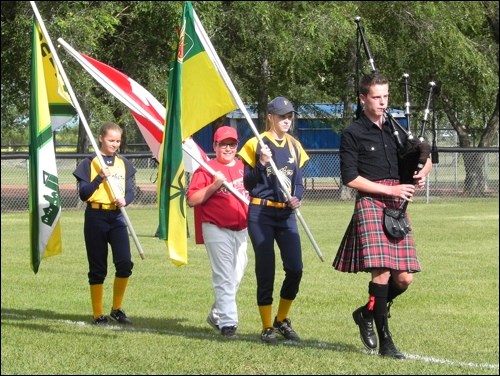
[1,199,498,375]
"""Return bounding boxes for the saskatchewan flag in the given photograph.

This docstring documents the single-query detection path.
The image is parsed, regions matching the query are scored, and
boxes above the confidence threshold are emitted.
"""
[157,1,237,266]
[28,18,74,273]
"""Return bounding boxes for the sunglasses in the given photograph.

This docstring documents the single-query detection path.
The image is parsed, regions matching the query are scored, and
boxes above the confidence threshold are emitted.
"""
[217,142,238,149]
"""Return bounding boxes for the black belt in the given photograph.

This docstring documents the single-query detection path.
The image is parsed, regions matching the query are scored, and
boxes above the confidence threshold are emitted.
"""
[250,198,287,209]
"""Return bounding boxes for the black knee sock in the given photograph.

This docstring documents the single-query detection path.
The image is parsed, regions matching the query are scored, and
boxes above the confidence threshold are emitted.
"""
[362,281,388,319]
[368,282,391,340]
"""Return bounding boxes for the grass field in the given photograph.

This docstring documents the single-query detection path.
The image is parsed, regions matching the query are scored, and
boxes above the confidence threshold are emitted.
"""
[1,199,498,375]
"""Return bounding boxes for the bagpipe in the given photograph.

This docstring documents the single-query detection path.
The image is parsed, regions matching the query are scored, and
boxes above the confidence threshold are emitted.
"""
[355,16,436,185]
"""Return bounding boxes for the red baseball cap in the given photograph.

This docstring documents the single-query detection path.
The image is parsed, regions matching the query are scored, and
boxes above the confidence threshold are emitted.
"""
[214,126,238,142]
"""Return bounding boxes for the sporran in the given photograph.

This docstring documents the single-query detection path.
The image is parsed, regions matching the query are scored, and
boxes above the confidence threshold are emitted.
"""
[382,207,411,239]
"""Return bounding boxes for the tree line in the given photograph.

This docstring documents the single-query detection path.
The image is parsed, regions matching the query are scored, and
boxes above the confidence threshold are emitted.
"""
[1,1,498,155]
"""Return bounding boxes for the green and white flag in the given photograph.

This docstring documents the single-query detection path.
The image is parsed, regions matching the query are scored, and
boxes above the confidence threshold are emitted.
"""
[28,17,74,273]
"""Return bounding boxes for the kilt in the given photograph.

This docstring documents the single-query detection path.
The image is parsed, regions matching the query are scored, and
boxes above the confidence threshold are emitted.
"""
[333,179,421,273]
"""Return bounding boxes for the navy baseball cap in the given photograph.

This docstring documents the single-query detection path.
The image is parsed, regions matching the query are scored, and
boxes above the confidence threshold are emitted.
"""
[267,97,298,115]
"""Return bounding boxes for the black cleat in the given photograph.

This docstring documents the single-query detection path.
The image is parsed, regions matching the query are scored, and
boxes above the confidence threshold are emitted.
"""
[273,317,300,341]
[261,327,278,344]
[93,315,110,325]
[221,325,238,338]
[110,308,132,324]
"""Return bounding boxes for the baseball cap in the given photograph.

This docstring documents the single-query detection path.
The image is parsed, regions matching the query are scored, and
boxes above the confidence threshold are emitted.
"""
[214,126,239,142]
[267,96,298,115]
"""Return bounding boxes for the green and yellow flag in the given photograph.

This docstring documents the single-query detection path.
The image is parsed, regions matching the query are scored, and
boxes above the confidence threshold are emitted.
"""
[29,18,75,273]
[157,1,237,266]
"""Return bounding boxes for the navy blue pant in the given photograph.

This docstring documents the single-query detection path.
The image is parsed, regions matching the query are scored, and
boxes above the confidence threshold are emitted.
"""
[247,205,303,306]
[84,208,133,285]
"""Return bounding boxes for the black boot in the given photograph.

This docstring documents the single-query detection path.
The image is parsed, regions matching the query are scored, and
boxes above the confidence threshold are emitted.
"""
[370,282,406,360]
[375,314,405,360]
[352,305,377,350]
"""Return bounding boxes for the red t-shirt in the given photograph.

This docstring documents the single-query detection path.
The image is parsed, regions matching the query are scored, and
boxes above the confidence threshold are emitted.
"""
[188,159,249,243]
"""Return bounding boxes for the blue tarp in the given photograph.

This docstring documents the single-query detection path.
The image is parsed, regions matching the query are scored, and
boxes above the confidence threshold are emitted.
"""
[192,104,406,153]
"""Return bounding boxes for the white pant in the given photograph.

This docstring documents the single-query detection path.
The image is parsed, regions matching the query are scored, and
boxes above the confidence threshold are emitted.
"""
[202,222,248,328]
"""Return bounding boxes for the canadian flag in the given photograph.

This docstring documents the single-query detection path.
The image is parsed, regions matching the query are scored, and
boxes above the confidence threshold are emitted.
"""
[57,38,208,171]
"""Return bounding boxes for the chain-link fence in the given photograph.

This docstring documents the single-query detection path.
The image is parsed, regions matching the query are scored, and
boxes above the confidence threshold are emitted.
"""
[1,148,498,212]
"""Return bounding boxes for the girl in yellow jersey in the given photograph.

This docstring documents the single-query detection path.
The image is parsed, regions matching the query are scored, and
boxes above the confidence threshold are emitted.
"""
[238,97,309,344]
[73,122,136,325]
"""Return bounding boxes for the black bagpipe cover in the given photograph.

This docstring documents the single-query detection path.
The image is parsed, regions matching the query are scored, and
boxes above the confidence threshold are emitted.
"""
[398,137,431,184]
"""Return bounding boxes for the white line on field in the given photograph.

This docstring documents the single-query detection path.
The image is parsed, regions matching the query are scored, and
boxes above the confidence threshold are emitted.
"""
[2,312,498,371]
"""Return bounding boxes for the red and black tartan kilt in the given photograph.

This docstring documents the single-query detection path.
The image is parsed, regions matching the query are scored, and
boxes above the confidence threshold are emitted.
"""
[333,179,421,273]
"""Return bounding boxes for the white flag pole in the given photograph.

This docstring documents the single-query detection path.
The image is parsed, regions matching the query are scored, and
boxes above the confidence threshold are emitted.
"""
[193,9,324,261]
[181,143,249,205]
[30,1,144,259]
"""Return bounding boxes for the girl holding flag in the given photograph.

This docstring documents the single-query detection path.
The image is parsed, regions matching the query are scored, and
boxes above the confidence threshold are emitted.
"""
[238,97,309,344]
[73,122,136,325]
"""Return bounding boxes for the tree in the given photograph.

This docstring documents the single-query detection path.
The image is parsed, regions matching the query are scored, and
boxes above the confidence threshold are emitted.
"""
[2,1,128,152]
[355,1,499,194]
[2,2,498,194]
[212,1,357,130]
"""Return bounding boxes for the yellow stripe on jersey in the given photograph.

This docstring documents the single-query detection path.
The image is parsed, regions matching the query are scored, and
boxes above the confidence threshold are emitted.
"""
[89,156,126,203]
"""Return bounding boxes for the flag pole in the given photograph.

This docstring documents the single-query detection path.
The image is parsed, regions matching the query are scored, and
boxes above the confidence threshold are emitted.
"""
[181,143,249,205]
[192,10,324,262]
[30,1,144,260]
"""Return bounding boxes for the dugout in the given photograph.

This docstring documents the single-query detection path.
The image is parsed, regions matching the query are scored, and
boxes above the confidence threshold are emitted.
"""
[192,103,346,152]
[191,104,406,181]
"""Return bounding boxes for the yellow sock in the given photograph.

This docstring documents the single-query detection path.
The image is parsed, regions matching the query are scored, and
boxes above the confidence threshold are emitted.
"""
[112,277,129,310]
[258,305,273,330]
[90,284,104,319]
[276,298,293,322]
